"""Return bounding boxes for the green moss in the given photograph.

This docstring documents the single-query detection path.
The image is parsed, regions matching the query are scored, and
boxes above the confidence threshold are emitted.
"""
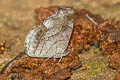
[86,61,107,75]
[88,46,100,54]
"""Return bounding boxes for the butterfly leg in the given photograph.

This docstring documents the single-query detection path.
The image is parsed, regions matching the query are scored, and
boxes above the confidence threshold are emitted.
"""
[57,51,68,64]
[45,56,52,61]
[57,56,63,64]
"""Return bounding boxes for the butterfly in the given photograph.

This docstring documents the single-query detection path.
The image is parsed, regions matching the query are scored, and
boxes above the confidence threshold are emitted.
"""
[24,8,74,58]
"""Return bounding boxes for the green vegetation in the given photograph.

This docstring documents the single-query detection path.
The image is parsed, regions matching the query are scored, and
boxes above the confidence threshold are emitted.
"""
[86,61,107,75]
[88,47,100,54]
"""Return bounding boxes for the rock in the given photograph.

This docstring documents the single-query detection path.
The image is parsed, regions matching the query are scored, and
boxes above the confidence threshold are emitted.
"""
[108,52,120,70]
[96,20,120,55]
[0,50,80,80]
[114,69,120,80]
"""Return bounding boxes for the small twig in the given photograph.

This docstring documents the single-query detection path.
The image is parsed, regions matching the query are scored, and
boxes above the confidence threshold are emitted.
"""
[86,14,98,26]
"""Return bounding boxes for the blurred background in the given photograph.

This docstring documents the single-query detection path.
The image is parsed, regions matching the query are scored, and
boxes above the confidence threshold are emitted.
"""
[0,0,120,79]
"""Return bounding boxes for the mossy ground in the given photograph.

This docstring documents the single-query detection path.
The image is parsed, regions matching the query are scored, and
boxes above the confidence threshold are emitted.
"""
[70,47,115,80]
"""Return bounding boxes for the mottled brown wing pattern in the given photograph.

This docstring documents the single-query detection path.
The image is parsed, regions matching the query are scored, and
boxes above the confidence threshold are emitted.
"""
[24,8,74,58]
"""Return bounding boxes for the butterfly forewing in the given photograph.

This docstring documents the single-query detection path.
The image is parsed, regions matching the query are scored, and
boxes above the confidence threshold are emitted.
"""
[25,8,74,58]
